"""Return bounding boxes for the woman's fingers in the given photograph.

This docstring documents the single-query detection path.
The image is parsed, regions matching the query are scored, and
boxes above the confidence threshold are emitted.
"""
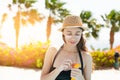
[63,59,72,70]
[71,69,82,77]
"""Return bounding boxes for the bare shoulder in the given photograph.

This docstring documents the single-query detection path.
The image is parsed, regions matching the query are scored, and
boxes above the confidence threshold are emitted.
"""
[48,46,57,52]
[42,46,58,67]
[82,51,92,69]
[46,46,58,56]
[82,51,92,61]
[41,46,58,76]
[46,45,60,60]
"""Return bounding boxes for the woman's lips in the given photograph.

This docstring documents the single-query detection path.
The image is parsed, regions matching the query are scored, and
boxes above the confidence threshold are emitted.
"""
[69,41,76,44]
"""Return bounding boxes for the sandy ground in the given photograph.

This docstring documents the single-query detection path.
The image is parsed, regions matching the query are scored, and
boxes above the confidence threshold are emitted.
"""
[0,66,120,80]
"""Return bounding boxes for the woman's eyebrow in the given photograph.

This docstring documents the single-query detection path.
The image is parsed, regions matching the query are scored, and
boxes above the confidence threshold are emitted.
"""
[66,31,71,33]
[76,31,81,33]
[66,30,81,33]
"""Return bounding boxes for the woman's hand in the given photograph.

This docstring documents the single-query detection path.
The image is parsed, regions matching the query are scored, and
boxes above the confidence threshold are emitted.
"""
[58,59,73,71]
[71,69,83,80]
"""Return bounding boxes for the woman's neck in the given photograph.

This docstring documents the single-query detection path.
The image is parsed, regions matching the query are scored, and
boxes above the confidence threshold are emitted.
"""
[62,44,78,53]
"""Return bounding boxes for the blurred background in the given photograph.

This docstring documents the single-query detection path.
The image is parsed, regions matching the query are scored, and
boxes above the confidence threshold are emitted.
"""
[0,0,120,80]
[0,0,120,72]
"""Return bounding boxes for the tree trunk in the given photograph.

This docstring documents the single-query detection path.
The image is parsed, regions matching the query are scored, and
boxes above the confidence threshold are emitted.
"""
[16,29,19,49]
[46,15,53,41]
[15,21,20,49]
[110,27,114,49]
[14,11,20,49]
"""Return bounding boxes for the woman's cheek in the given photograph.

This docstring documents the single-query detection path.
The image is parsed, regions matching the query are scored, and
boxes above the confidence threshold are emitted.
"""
[64,36,72,44]
[65,36,81,44]
[65,35,72,40]
[76,36,81,41]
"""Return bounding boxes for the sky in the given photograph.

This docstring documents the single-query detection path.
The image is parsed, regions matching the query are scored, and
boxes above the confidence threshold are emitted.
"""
[0,0,120,50]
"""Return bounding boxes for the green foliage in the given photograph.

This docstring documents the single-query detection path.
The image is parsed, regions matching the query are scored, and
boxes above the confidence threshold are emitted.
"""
[13,0,36,4]
[0,41,50,69]
[80,11,91,20]
[101,9,120,32]
[90,45,120,69]
[13,0,17,4]
[18,0,25,3]
[80,10,103,39]
[45,0,70,23]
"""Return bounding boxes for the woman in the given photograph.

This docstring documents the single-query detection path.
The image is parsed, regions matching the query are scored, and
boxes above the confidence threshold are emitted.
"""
[40,15,92,80]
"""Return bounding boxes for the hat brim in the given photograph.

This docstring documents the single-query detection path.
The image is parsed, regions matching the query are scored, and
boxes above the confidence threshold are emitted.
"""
[58,26,86,32]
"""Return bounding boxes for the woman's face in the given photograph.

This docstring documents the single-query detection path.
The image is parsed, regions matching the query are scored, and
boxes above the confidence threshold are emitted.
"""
[63,27,82,46]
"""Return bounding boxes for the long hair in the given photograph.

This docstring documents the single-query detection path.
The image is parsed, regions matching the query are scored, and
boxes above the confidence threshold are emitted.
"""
[76,34,87,51]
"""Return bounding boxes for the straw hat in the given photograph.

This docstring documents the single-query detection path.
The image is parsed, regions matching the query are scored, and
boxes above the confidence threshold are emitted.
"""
[59,15,85,31]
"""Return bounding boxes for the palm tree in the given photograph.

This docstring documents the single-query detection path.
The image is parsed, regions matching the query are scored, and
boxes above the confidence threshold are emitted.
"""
[45,0,70,41]
[80,11,103,38]
[101,9,120,49]
[2,0,44,48]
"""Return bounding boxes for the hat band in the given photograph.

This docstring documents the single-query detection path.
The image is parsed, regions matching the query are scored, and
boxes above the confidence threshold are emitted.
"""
[58,26,84,32]
[64,26,83,29]
[64,26,84,31]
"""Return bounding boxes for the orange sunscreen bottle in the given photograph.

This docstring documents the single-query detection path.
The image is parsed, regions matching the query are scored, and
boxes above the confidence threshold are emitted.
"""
[71,63,81,80]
